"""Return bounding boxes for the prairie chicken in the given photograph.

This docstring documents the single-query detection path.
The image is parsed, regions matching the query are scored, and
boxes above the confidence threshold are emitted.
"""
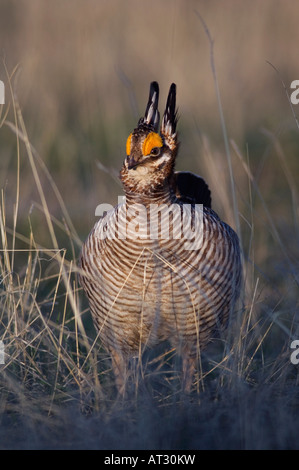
[80,82,242,394]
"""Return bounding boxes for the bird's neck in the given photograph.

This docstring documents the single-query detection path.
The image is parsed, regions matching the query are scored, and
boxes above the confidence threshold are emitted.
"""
[123,182,176,207]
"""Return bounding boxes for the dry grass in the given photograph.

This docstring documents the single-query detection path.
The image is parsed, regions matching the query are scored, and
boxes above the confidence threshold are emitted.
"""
[0,0,299,449]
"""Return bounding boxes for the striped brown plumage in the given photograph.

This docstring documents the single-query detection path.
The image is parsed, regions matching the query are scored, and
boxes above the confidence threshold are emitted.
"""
[80,82,242,394]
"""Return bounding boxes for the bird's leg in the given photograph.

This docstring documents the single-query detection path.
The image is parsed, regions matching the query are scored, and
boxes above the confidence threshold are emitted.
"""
[110,349,128,397]
[182,354,196,393]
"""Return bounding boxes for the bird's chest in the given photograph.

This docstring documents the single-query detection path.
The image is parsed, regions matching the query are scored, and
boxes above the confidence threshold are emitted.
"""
[91,202,203,311]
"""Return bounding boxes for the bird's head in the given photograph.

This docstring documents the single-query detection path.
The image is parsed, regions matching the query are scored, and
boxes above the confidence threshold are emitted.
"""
[120,82,179,194]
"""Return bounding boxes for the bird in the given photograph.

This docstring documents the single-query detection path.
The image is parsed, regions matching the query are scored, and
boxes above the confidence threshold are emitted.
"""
[79,81,242,394]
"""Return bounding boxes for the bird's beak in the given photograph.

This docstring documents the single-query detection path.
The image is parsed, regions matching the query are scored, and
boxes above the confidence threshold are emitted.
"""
[127,156,139,170]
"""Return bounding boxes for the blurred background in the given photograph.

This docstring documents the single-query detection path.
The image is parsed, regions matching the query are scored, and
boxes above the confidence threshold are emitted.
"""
[0,0,298,291]
[1,0,299,450]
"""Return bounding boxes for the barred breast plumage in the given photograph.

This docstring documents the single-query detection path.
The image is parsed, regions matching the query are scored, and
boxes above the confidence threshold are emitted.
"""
[80,82,242,394]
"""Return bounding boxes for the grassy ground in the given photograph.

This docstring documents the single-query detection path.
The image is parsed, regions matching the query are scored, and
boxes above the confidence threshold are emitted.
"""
[0,0,299,450]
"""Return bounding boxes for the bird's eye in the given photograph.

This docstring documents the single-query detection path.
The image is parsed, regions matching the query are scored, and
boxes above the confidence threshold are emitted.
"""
[150,147,161,157]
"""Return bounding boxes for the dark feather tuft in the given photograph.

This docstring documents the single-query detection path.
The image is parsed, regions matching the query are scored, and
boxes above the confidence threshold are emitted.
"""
[143,81,160,131]
[161,83,178,137]
[174,171,212,208]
